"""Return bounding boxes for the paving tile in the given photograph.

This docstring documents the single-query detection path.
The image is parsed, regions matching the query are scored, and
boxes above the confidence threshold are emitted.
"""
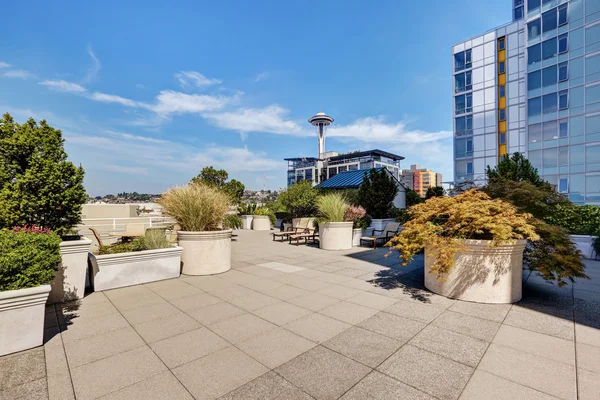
[378,344,473,400]
[319,301,379,325]
[237,327,316,368]
[333,268,368,278]
[338,278,376,291]
[238,276,283,292]
[576,342,600,374]
[493,325,575,365]
[575,323,600,348]
[64,326,145,367]
[218,371,313,400]
[288,278,333,292]
[504,306,574,341]
[207,284,258,301]
[253,301,313,325]
[258,284,311,301]
[188,302,246,325]
[323,326,402,368]
[0,347,46,390]
[314,273,354,284]
[151,327,230,368]
[315,284,363,300]
[172,346,268,400]
[346,291,398,310]
[229,292,281,312]
[275,346,371,400]
[340,371,434,400]
[459,370,558,400]
[258,262,306,273]
[409,325,489,367]
[59,312,130,343]
[181,275,234,292]
[106,291,166,312]
[46,372,74,400]
[578,369,600,400]
[358,311,426,342]
[288,292,340,311]
[145,279,202,300]
[169,292,223,312]
[59,298,119,321]
[44,330,69,377]
[478,343,576,400]
[71,346,167,400]
[0,378,48,400]
[133,312,201,343]
[431,311,500,342]
[98,371,193,400]
[119,301,182,325]
[284,313,351,343]
[399,292,458,310]
[209,313,277,344]
[384,300,445,323]
[448,301,511,323]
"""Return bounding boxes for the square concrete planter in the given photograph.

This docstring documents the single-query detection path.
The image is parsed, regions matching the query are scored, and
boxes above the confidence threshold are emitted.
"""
[570,235,599,259]
[90,246,183,291]
[368,218,396,232]
[352,228,363,247]
[424,239,527,304]
[48,237,93,304]
[319,222,353,250]
[0,285,51,356]
[241,215,254,230]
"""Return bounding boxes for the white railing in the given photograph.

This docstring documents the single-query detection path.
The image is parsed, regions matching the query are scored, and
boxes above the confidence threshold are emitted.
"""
[77,216,176,248]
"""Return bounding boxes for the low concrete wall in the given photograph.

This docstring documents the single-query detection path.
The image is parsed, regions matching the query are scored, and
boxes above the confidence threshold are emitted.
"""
[82,204,139,219]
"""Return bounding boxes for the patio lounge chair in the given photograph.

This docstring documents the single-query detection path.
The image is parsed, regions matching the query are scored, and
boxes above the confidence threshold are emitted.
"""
[360,222,402,249]
[288,230,319,246]
[89,227,104,247]
[272,218,314,241]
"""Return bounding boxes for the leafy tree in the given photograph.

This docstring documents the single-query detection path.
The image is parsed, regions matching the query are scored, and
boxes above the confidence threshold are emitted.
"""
[223,179,245,205]
[277,180,318,218]
[357,168,399,218]
[0,114,87,234]
[487,152,545,187]
[425,186,445,199]
[405,189,423,207]
[190,166,245,205]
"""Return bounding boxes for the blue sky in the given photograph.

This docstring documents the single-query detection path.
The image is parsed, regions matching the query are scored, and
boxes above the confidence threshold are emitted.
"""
[1,0,511,196]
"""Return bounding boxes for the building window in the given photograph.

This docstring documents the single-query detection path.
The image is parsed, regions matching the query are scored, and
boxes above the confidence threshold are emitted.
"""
[455,115,473,136]
[454,49,472,72]
[543,92,558,114]
[455,93,472,114]
[500,85,506,97]
[500,133,506,144]
[558,62,568,82]
[542,37,558,60]
[559,119,568,137]
[514,6,524,20]
[559,90,569,109]
[528,97,542,117]
[499,109,506,121]
[528,69,542,90]
[528,19,541,41]
[466,162,473,175]
[528,0,540,12]
[542,65,558,87]
[454,71,472,93]
[499,62,505,74]
[559,178,568,193]
[542,9,557,33]
[529,123,542,142]
[528,44,541,65]
[558,4,568,26]
[499,38,505,50]
[558,33,568,54]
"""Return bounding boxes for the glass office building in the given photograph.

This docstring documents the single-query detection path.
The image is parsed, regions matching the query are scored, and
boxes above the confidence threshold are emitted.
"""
[453,0,600,204]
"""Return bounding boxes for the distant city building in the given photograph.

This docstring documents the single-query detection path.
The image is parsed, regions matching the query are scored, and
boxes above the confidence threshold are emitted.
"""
[400,165,443,197]
[285,111,405,186]
[452,0,600,205]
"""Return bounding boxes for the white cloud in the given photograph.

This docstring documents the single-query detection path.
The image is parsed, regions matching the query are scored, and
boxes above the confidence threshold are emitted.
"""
[150,90,231,115]
[82,45,101,84]
[175,71,222,89]
[90,92,144,108]
[102,165,148,175]
[104,130,166,144]
[135,83,145,89]
[0,62,10,68]
[39,80,86,93]
[3,69,36,79]
[204,105,307,135]
[254,72,270,82]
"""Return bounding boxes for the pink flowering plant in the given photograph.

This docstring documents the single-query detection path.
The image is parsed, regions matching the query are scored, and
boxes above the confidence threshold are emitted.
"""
[344,205,372,230]
[12,225,52,234]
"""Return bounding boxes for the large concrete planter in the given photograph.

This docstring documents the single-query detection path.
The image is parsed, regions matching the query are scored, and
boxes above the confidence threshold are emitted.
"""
[319,222,353,250]
[570,235,598,259]
[368,218,396,232]
[252,216,271,231]
[352,228,363,247]
[178,230,232,275]
[241,215,253,230]
[48,237,93,304]
[0,285,51,356]
[90,247,183,291]
[424,239,527,304]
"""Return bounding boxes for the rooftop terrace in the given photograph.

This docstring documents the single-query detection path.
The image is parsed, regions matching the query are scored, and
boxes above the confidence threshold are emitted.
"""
[2,230,599,400]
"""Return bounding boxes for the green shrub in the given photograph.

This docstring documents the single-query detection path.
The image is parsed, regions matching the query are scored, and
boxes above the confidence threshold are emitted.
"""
[237,203,258,215]
[224,214,243,229]
[97,229,171,255]
[391,207,411,224]
[254,207,276,226]
[278,181,318,218]
[0,229,62,291]
[317,193,349,222]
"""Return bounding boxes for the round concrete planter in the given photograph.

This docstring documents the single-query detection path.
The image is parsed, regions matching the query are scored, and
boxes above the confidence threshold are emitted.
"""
[252,216,271,231]
[424,239,527,304]
[177,230,232,275]
[352,228,363,247]
[48,237,93,304]
[241,215,253,230]
[319,222,353,250]
[0,285,51,356]
[569,235,598,259]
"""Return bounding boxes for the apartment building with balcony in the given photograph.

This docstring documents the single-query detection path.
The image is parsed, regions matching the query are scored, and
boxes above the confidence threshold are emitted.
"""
[400,164,443,197]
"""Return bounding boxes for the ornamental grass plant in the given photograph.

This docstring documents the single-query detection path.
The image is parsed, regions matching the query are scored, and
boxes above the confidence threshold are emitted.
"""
[389,189,539,278]
[317,193,349,223]
[159,182,230,231]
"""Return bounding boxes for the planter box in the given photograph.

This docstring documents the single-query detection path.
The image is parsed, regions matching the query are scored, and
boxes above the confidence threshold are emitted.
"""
[178,230,232,275]
[252,215,271,231]
[241,215,253,230]
[366,218,396,233]
[90,247,183,291]
[319,222,353,250]
[48,237,93,304]
[352,228,363,247]
[0,285,51,356]
[424,239,527,304]
[570,235,599,259]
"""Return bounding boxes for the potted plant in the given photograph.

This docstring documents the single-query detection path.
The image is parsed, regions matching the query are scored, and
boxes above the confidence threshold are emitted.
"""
[89,229,183,291]
[237,203,258,230]
[159,182,233,275]
[252,206,275,231]
[344,205,372,246]
[0,226,62,355]
[317,193,353,250]
[357,168,400,231]
[389,189,539,304]
[278,181,318,229]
